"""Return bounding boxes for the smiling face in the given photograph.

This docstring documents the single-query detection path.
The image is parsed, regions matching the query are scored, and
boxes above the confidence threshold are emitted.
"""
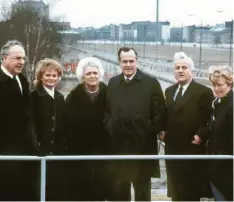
[119,49,137,78]
[2,45,26,76]
[174,59,193,85]
[211,75,232,98]
[41,68,59,89]
[83,65,100,88]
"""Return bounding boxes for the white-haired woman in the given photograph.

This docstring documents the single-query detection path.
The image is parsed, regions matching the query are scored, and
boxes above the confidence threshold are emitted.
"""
[207,65,233,201]
[65,57,112,201]
[31,58,68,200]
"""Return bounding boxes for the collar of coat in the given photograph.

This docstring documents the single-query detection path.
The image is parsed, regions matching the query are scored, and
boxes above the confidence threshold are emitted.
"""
[0,67,25,83]
[74,81,107,93]
[119,69,144,84]
[36,83,63,98]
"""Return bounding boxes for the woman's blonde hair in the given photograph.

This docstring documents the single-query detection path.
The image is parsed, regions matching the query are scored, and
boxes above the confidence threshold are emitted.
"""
[208,64,233,86]
[33,58,63,87]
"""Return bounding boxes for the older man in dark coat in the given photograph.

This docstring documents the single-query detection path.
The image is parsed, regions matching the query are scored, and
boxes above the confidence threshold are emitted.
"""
[106,47,167,201]
[163,52,214,201]
[0,40,38,200]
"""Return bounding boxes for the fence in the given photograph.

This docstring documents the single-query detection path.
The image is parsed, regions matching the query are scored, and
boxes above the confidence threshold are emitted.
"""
[0,154,233,202]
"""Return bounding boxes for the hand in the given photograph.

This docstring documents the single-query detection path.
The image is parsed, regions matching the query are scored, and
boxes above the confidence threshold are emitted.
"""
[158,131,165,141]
[191,135,201,145]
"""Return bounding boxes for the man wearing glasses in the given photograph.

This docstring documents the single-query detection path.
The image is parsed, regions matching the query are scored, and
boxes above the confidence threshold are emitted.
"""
[0,40,38,200]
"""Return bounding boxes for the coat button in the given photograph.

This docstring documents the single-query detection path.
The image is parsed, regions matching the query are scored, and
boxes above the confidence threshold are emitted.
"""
[49,152,53,155]
[51,128,55,132]
[51,140,54,144]
[52,116,55,120]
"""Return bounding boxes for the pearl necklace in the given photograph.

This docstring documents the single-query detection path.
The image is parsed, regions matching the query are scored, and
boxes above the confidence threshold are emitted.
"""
[85,87,99,94]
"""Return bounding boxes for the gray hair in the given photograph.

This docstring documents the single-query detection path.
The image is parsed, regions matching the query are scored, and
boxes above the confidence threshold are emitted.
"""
[1,40,24,61]
[173,52,195,70]
[76,57,104,82]
[208,64,233,86]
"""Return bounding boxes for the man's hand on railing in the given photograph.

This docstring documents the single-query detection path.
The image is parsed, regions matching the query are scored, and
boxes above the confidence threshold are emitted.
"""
[158,131,165,141]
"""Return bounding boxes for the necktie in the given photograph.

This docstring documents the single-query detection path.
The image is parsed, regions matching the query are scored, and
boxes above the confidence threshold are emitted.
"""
[12,76,22,94]
[175,86,183,102]
[125,78,130,83]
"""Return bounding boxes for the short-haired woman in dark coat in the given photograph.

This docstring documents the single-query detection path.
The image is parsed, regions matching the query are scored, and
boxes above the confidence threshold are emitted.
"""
[208,65,233,201]
[31,58,68,201]
[66,57,112,201]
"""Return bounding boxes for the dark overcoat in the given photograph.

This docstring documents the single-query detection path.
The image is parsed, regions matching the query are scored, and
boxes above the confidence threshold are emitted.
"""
[106,70,167,180]
[208,90,233,201]
[31,84,68,200]
[65,82,112,201]
[164,80,214,201]
[0,68,38,201]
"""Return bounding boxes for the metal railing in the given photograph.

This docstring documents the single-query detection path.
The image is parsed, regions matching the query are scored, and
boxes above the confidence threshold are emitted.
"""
[0,154,233,202]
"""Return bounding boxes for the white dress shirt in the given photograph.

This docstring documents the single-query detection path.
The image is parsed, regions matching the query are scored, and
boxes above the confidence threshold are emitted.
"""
[174,79,192,101]
[124,71,137,81]
[43,85,55,98]
[1,65,23,94]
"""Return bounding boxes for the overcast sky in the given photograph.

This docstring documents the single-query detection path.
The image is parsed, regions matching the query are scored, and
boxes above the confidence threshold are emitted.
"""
[0,0,233,28]
[50,0,234,28]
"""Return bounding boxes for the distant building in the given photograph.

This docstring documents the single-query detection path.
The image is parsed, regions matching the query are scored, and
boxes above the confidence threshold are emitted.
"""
[118,21,170,42]
[194,26,212,43]
[182,26,195,42]
[110,25,119,40]
[210,27,232,44]
[119,23,133,41]
[54,21,71,30]
[96,26,111,39]
[170,27,182,42]
[11,0,49,18]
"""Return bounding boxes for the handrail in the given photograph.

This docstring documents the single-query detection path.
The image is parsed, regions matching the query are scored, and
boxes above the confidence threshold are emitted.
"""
[0,154,233,202]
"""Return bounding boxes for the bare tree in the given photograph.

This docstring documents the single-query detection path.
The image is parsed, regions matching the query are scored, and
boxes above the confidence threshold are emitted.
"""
[0,0,65,83]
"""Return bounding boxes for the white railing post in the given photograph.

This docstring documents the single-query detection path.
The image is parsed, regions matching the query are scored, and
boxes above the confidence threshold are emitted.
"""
[40,158,46,202]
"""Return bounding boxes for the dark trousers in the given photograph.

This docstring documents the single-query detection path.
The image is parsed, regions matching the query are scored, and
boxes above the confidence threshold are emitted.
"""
[111,176,151,201]
[68,161,113,201]
[0,161,38,201]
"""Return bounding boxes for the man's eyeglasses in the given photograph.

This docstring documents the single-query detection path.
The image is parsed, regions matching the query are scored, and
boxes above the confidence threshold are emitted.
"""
[2,54,27,61]
[11,56,27,61]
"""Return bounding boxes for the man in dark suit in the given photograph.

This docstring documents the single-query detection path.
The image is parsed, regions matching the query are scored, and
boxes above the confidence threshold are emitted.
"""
[106,47,166,201]
[162,52,214,201]
[0,40,38,200]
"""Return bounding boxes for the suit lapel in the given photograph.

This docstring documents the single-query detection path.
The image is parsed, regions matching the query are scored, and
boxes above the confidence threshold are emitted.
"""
[166,84,178,107]
[18,74,27,96]
[214,90,233,121]
[174,80,197,111]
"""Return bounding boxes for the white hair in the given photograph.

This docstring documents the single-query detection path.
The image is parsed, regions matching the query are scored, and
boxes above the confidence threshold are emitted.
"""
[173,52,195,70]
[76,57,104,82]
